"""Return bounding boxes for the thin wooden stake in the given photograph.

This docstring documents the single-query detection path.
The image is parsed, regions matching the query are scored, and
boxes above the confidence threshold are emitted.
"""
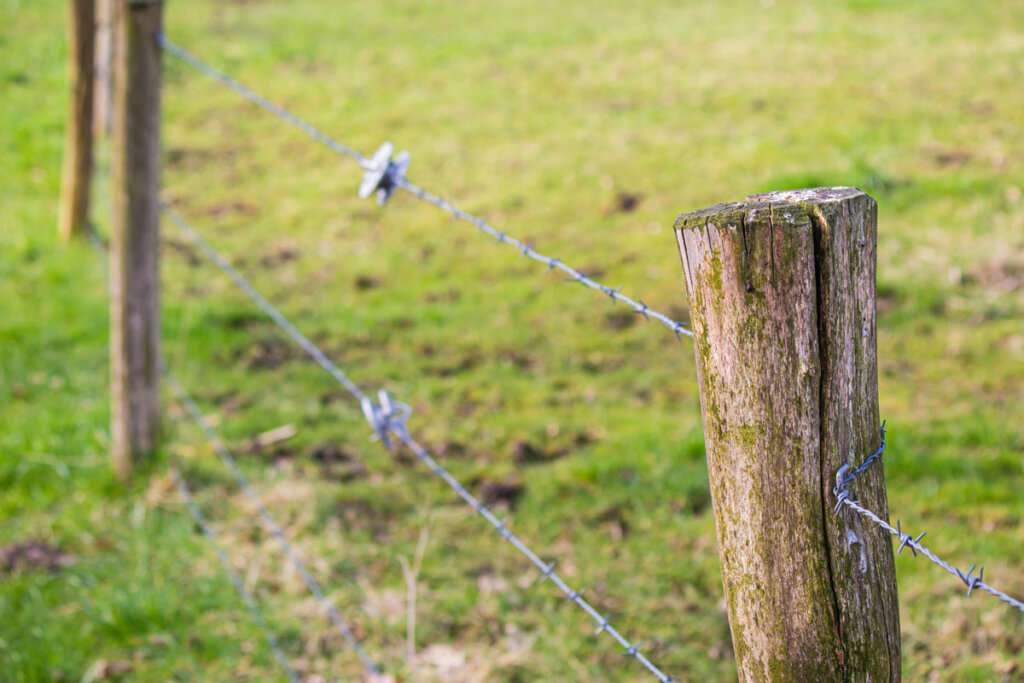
[94,0,115,138]
[58,0,96,241]
[110,0,163,478]
[674,187,899,681]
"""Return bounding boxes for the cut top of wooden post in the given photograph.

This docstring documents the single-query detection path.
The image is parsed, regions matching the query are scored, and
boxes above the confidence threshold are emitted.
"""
[674,187,899,682]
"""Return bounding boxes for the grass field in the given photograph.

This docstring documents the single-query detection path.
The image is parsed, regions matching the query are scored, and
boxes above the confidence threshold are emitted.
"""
[2,0,1023,680]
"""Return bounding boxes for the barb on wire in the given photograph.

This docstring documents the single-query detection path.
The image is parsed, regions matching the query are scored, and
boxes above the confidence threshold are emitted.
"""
[833,429,1024,614]
[171,468,302,683]
[359,142,410,206]
[159,36,693,342]
[165,371,381,675]
[165,208,678,682]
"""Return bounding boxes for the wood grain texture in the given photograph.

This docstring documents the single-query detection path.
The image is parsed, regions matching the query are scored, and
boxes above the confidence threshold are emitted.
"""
[674,187,899,681]
[58,0,96,240]
[110,0,162,479]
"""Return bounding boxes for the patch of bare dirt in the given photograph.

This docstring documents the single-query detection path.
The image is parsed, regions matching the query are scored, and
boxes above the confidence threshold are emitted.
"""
[425,349,483,378]
[479,478,525,510]
[309,444,367,481]
[604,309,636,331]
[605,191,643,214]
[511,430,595,465]
[355,275,384,290]
[0,540,74,575]
[204,200,258,220]
[966,253,1024,296]
[424,288,460,303]
[594,505,630,541]
[80,659,133,681]
[259,241,300,268]
[496,349,540,373]
[162,238,201,267]
[922,144,973,168]
[236,338,300,370]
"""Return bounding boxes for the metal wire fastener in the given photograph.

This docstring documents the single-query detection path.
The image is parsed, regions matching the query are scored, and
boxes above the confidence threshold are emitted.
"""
[359,142,410,206]
[162,37,695,342]
[360,389,411,449]
[957,564,985,598]
[623,643,644,657]
[834,430,1024,614]
[832,463,855,516]
[895,520,926,557]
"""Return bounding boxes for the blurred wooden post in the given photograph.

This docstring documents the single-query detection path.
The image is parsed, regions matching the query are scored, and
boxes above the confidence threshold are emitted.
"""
[110,0,163,478]
[674,187,900,681]
[94,0,115,137]
[58,0,96,240]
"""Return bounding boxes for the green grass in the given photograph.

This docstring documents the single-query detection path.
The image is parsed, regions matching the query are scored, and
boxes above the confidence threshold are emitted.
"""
[2,0,1022,680]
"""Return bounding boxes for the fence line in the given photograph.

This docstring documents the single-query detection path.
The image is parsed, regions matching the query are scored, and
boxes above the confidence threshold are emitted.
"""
[158,37,370,169]
[833,448,1024,614]
[163,206,679,683]
[171,467,303,682]
[149,30,1023,680]
[163,206,368,403]
[159,36,693,342]
[85,190,378,676]
[165,371,382,675]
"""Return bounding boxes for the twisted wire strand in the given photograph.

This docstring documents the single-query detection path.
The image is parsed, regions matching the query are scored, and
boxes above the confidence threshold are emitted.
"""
[159,37,370,169]
[393,430,676,681]
[833,435,1024,615]
[163,206,368,404]
[171,468,303,683]
[165,372,382,675]
[835,421,887,495]
[837,497,1024,614]
[85,201,377,676]
[159,37,692,342]
[165,207,678,682]
[391,177,693,340]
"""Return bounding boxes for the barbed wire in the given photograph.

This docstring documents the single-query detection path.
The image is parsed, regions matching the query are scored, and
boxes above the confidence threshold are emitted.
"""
[84,205,379,677]
[165,371,382,675]
[388,425,677,681]
[159,36,693,342]
[833,437,1024,615]
[159,37,370,169]
[392,176,693,340]
[163,206,368,404]
[171,467,303,682]
[164,206,679,682]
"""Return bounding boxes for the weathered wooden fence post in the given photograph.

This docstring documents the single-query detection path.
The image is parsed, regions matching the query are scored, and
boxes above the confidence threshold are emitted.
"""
[674,188,900,681]
[58,0,96,240]
[110,0,163,478]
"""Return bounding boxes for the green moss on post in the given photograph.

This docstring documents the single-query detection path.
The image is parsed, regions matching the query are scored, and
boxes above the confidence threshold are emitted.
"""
[674,188,900,682]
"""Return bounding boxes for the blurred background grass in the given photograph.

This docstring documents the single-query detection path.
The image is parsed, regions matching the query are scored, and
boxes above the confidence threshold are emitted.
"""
[1,0,1022,680]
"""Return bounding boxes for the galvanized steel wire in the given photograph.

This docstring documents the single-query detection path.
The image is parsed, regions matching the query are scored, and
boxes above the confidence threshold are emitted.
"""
[164,206,679,682]
[159,36,693,342]
[156,31,1024,681]
[165,371,382,675]
[171,467,303,682]
[833,435,1024,614]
